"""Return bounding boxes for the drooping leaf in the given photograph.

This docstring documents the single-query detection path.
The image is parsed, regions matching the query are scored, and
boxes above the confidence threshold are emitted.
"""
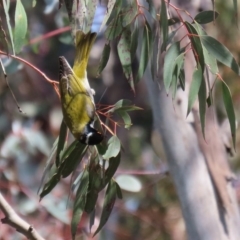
[100,0,116,31]
[130,19,139,60]
[198,78,206,138]
[163,41,181,92]
[137,22,153,81]
[115,182,123,199]
[184,22,204,71]
[59,140,78,164]
[83,0,98,33]
[222,81,236,148]
[160,0,168,52]
[61,142,88,178]
[201,35,240,75]
[63,0,74,21]
[93,180,118,236]
[118,110,131,129]
[194,10,219,24]
[102,136,121,160]
[202,46,219,74]
[39,170,60,200]
[3,0,14,54]
[97,43,111,75]
[108,99,142,113]
[56,120,68,167]
[105,15,123,40]
[14,0,28,54]
[71,169,89,239]
[122,2,138,27]
[161,28,178,52]
[117,28,134,92]
[105,153,121,183]
[187,63,203,115]
[171,52,185,99]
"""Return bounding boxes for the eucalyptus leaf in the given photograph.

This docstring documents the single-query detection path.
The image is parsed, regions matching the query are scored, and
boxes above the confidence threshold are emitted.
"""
[222,81,236,148]
[160,0,168,52]
[198,78,206,138]
[56,120,67,167]
[102,136,121,159]
[14,0,28,54]
[194,10,219,24]
[201,35,240,75]
[97,43,111,75]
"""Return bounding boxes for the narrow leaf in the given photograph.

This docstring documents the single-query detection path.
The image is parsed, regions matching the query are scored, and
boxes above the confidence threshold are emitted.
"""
[100,0,116,31]
[163,41,181,92]
[117,28,134,92]
[61,143,88,178]
[14,0,28,54]
[102,136,121,159]
[137,23,153,81]
[194,10,219,24]
[179,69,185,91]
[93,180,118,236]
[184,22,204,71]
[187,64,203,115]
[122,2,138,27]
[146,0,157,20]
[202,46,219,74]
[3,0,15,54]
[105,15,123,40]
[201,35,240,75]
[115,182,123,199]
[222,81,236,148]
[105,153,121,183]
[130,19,139,60]
[71,169,89,239]
[56,120,68,167]
[198,78,206,138]
[160,0,168,52]
[97,43,111,75]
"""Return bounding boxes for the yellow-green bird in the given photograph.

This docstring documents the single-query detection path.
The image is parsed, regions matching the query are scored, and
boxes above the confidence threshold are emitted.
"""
[59,31,103,145]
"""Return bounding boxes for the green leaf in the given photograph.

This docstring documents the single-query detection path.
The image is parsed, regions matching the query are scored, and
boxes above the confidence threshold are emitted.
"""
[115,182,123,199]
[122,2,138,27]
[0,17,9,53]
[171,52,185,99]
[100,0,116,31]
[118,110,131,129]
[194,10,219,24]
[105,153,121,183]
[97,43,111,75]
[102,136,121,159]
[63,0,74,22]
[14,0,28,54]
[71,169,89,239]
[3,0,15,54]
[39,171,60,200]
[163,41,181,92]
[160,0,168,52]
[61,142,88,178]
[201,35,240,75]
[117,28,134,92]
[105,15,123,40]
[187,63,203,115]
[108,99,142,112]
[93,180,118,236]
[222,81,236,148]
[137,23,153,81]
[130,19,139,60]
[56,120,68,167]
[198,78,206,138]
[38,138,59,194]
[184,22,204,70]
[202,46,219,74]
[60,140,78,163]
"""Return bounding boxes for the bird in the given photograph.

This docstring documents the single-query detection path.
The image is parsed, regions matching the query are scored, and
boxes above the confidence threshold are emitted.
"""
[58,31,103,145]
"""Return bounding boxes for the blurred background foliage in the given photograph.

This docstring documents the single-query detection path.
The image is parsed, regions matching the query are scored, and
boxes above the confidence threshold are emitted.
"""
[0,0,240,239]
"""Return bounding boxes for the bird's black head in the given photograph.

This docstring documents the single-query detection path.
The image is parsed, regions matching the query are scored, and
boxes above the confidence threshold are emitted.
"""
[80,126,103,145]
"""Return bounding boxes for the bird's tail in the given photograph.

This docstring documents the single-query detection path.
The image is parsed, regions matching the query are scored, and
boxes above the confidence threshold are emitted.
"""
[73,31,97,79]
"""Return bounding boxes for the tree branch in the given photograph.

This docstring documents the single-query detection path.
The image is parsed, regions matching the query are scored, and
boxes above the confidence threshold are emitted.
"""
[0,192,45,240]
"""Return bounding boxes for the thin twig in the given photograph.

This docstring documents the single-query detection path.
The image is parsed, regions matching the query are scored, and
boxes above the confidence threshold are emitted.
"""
[0,192,46,240]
